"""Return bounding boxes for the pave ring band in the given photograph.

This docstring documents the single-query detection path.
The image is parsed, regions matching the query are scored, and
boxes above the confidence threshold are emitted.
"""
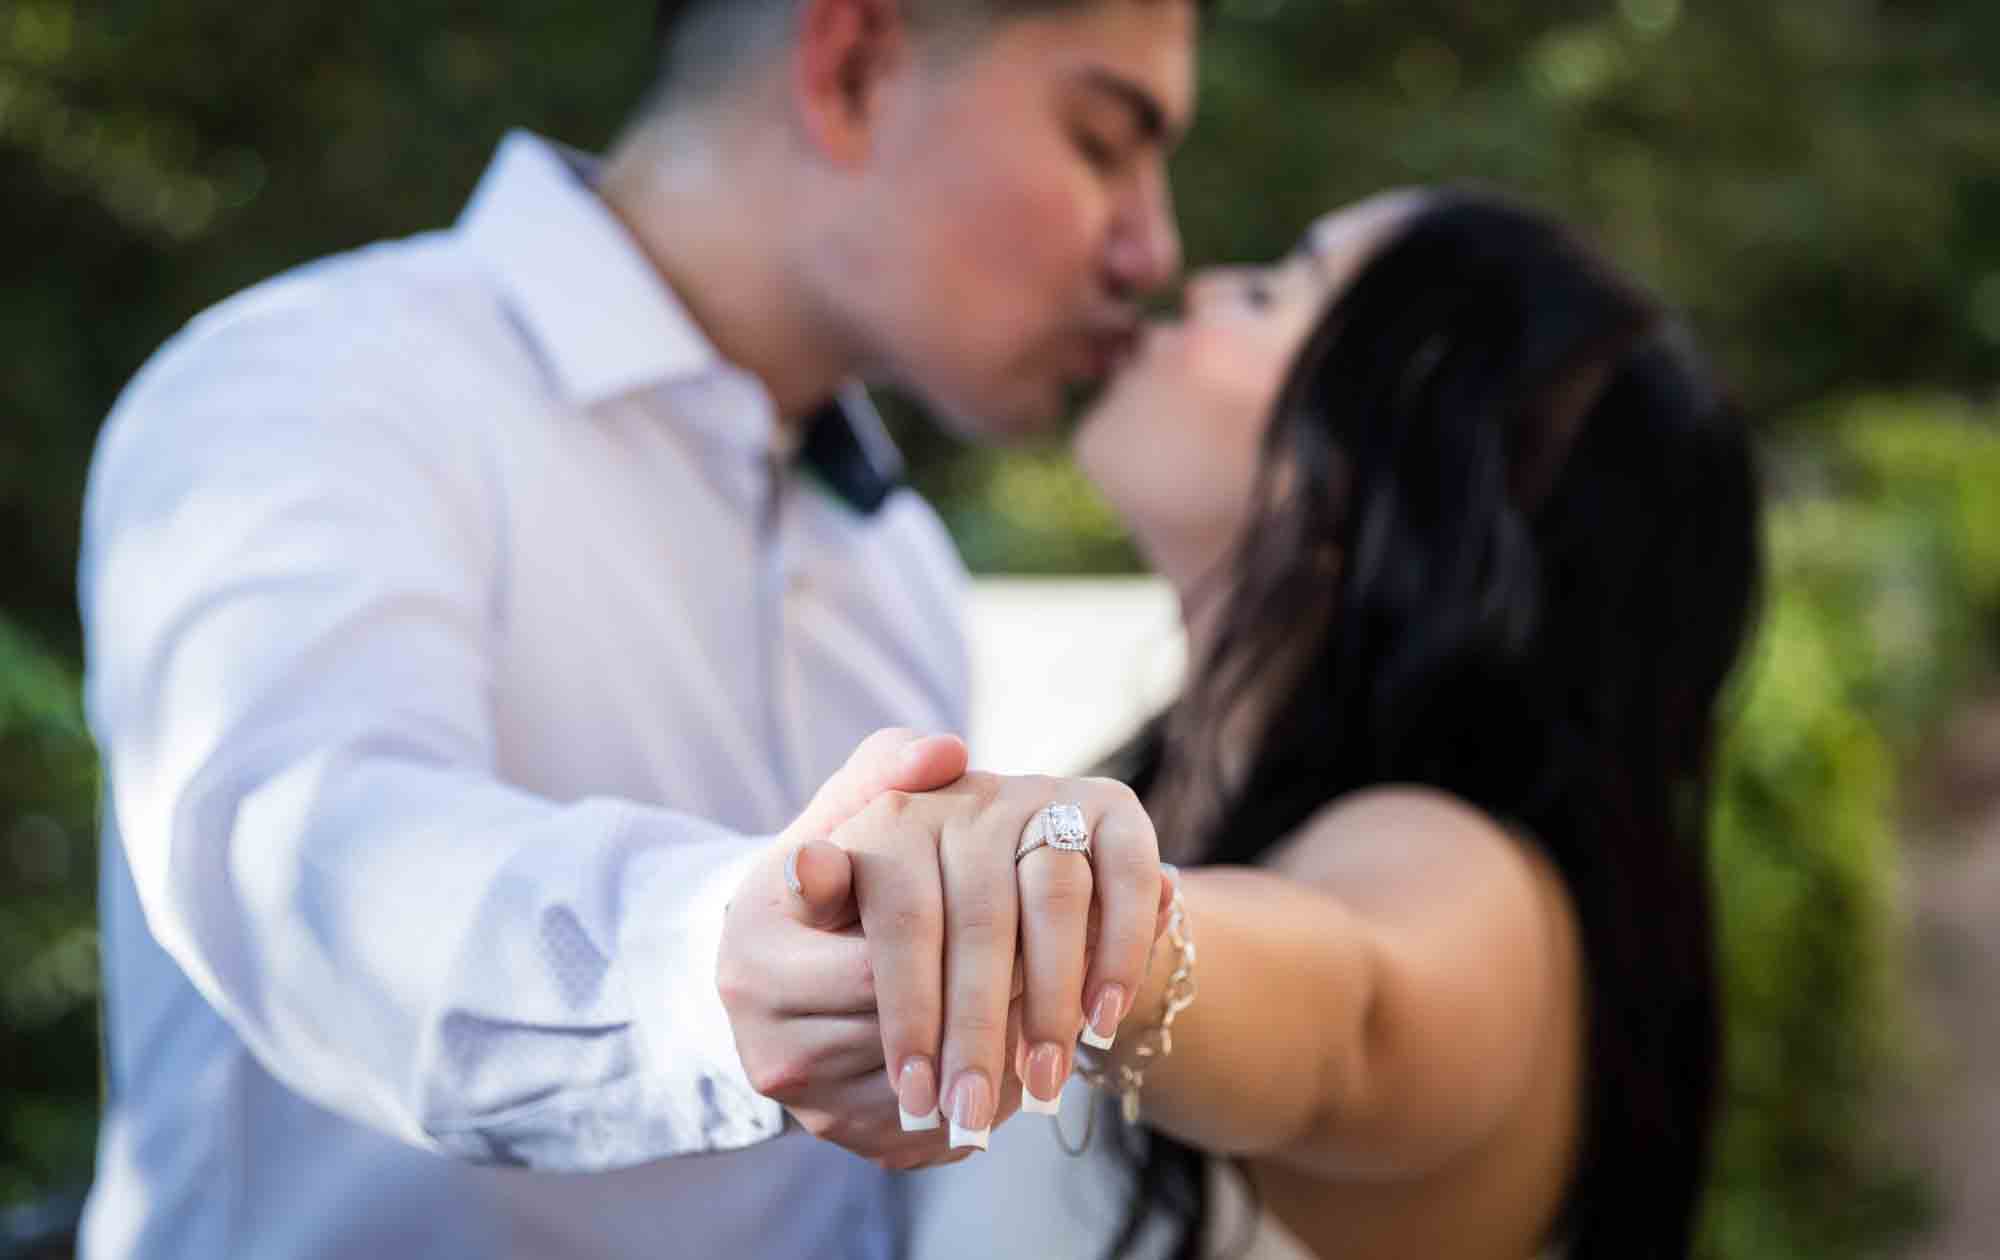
[1016,803,1092,864]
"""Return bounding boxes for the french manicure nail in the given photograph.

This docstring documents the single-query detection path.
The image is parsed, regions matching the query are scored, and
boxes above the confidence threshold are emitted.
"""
[948,1073,993,1150]
[783,846,804,897]
[897,1057,941,1132]
[1081,985,1127,1051]
[1022,1043,1065,1116]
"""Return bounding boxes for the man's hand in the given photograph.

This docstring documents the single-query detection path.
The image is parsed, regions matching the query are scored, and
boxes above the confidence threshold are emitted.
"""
[716,728,973,1170]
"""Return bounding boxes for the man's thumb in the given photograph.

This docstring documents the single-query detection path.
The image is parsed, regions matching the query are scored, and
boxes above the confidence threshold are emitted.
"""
[776,727,968,928]
[785,839,856,930]
[783,727,969,850]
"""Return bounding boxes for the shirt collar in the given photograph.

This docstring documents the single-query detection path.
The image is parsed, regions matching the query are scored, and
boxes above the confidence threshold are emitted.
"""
[458,129,719,406]
[456,130,904,515]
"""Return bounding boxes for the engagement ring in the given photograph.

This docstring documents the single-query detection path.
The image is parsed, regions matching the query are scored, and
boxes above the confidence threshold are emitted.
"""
[1015,802,1092,863]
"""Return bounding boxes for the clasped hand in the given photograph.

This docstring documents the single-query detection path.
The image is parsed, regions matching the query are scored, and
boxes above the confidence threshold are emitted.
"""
[717,729,1169,1167]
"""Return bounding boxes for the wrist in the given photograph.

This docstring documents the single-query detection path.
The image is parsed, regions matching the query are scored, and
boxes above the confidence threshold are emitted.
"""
[1077,868,1198,1125]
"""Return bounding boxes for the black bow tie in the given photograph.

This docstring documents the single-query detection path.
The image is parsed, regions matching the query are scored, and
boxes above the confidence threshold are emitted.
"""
[799,399,903,516]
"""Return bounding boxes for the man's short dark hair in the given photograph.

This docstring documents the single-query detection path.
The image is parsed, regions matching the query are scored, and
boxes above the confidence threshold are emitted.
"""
[653,0,1194,46]
[647,0,1207,111]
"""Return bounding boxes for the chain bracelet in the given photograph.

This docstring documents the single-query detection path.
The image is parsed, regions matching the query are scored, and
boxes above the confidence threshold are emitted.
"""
[1058,879,1197,1152]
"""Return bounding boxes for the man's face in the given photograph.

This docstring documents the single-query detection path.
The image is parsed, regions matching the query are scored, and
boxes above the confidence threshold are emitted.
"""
[840,0,1197,440]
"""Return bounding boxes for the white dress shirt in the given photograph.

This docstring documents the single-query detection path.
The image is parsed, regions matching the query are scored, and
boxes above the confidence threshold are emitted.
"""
[77,130,969,1260]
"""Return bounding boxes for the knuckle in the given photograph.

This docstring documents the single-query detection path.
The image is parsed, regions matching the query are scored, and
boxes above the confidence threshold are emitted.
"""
[747,1056,812,1100]
[1006,775,1062,818]
[795,1111,824,1137]
[714,957,753,1011]
[845,792,918,848]
[1102,831,1163,885]
[942,784,1006,850]
[960,771,1006,809]
[950,894,1013,943]
[1106,778,1145,813]
[1105,801,1161,851]
[823,1116,865,1151]
[976,772,1031,821]
[883,903,942,947]
[862,790,914,828]
[948,1008,1008,1040]
[1019,773,1061,799]
[798,1110,838,1141]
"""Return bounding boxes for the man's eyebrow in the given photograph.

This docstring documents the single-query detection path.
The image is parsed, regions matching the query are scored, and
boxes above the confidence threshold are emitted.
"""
[1074,67,1185,147]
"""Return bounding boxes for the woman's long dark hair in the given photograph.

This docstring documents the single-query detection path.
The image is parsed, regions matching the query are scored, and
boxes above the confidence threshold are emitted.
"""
[1109,192,1763,1260]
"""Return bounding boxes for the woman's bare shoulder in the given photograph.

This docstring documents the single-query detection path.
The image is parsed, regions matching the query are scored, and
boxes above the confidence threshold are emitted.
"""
[1264,785,1533,896]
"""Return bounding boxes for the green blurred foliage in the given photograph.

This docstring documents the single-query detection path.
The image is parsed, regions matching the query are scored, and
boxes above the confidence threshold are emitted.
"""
[5,0,2000,1254]
[0,620,99,1210]
[1702,404,2000,1257]
[4,0,1999,608]
[1705,592,1913,1256]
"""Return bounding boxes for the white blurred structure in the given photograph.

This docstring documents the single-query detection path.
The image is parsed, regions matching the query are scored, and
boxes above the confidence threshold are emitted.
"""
[966,578,1187,775]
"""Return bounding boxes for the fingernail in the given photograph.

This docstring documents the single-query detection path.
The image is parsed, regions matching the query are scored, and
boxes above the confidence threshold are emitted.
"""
[783,846,804,898]
[897,1057,941,1132]
[1081,985,1127,1051]
[1022,1043,1065,1116]
[1161,862,1182,888]
[948,1072,993,1150]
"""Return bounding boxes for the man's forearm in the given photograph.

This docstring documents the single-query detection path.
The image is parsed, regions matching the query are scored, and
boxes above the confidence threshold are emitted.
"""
[114,738,781,1169]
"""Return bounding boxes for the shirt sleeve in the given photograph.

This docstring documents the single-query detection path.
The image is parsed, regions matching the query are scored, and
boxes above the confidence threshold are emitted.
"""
[79,308,785,1171]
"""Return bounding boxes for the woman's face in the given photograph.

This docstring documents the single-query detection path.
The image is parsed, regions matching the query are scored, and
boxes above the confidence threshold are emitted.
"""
[1074,191,1426,586]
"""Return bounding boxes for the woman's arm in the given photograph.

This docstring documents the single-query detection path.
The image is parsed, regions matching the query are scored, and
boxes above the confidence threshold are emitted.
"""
[1099,786,1579,1181]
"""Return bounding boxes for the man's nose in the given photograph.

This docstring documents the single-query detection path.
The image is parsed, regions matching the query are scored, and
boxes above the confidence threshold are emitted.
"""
[1105,162,1183,299]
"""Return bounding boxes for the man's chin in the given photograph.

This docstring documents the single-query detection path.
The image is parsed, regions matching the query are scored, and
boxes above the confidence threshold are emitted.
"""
[924,384,1076,447]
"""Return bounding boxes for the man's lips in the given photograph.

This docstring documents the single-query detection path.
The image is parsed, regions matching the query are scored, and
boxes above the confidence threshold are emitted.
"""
[1070,325,1141,380]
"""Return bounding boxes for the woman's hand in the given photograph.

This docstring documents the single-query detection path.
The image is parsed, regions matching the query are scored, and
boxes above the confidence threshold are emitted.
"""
[792,770,1168,1153]
[844,772,1165,1148]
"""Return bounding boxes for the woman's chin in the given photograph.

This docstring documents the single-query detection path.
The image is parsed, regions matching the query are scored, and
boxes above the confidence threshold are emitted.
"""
[1068,397,1122,493]
[1070,362,1148,456]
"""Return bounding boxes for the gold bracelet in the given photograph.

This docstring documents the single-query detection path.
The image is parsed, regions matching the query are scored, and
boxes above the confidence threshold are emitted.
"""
[1058,872,1197,1154]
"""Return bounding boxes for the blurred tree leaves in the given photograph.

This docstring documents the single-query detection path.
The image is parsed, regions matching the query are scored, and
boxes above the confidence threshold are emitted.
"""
[0,618,98,1210]
[2,0,654,652]
[5,0,2000,606]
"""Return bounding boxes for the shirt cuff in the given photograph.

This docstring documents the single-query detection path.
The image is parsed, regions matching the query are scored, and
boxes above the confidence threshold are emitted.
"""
[620,823,786,1155]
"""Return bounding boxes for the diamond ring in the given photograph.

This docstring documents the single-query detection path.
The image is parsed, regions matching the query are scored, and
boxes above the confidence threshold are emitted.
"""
[1016,802,1092,864]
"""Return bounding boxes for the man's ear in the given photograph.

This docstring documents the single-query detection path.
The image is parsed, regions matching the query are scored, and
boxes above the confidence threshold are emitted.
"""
[792,0,910,166]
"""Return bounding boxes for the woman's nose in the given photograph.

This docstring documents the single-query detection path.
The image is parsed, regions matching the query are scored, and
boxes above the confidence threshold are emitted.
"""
[1184,267,1259,314]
